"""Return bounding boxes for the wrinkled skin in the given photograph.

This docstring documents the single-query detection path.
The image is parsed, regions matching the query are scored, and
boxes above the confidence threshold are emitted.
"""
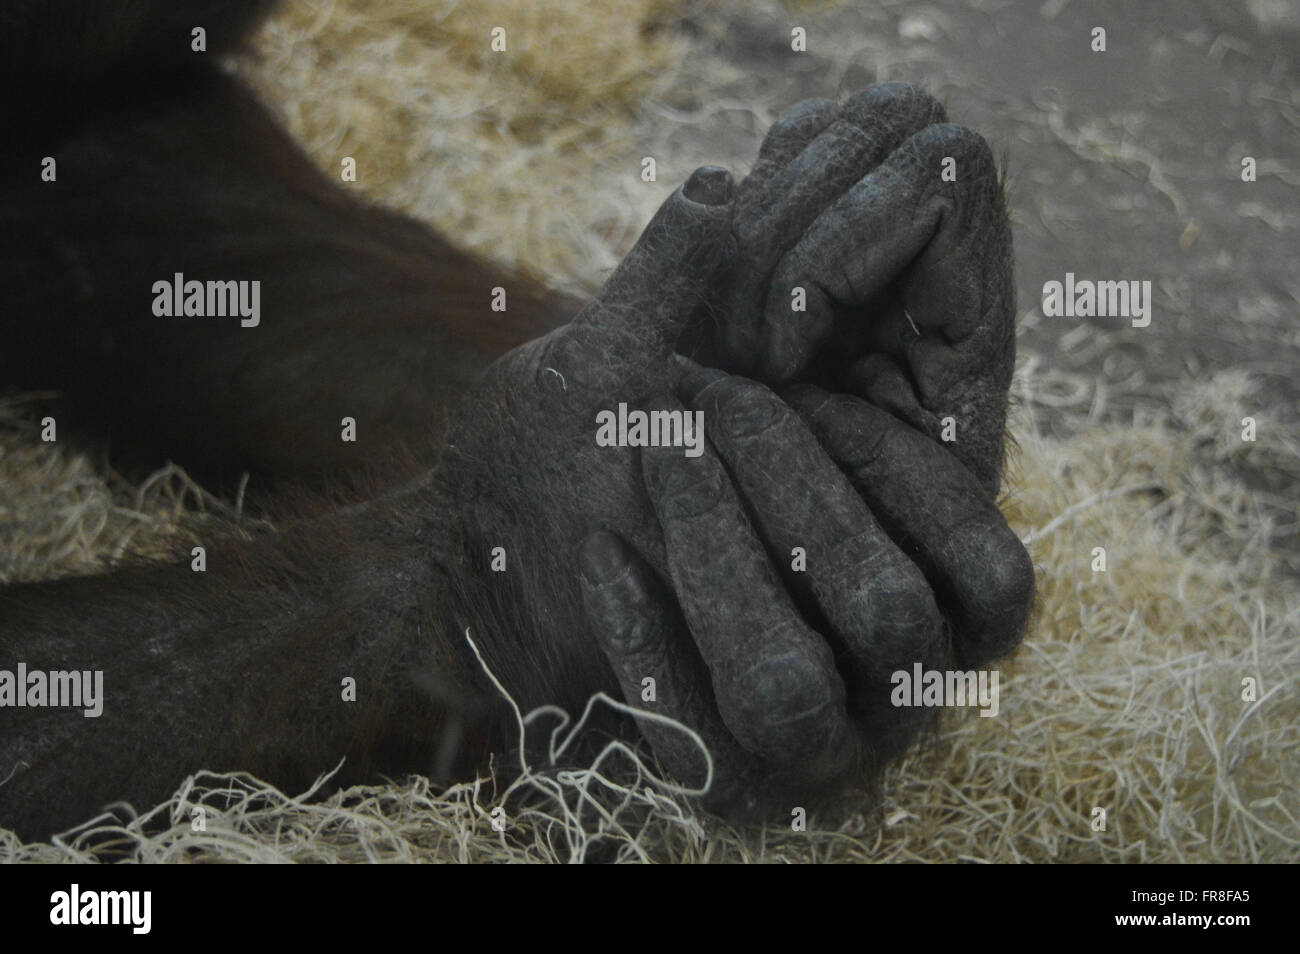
[702,84,1017,493]
[0,1,1034,838]
[450,88,1034,812]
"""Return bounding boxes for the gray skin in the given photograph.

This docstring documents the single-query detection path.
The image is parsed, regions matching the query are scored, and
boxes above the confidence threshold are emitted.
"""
[705,83,1017,494]
[0,85,1033,837]
[444,86,1033,816]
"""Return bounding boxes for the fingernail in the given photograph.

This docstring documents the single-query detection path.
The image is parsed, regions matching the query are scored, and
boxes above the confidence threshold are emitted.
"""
[683,166,734,206]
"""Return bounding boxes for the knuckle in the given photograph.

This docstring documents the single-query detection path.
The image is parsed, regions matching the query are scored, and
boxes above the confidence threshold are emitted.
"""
[780,382,832,419]
[710,377,787,440]
[530,330,596,392]
[819,394,892,471]
[586,579,667,660]
[849,560,945,669]
[911,122,997,178]
[841,82,947,131]
[647,449,729,519]
[725,641,841,758]
[763,97,838,152]
[602,608,662,657]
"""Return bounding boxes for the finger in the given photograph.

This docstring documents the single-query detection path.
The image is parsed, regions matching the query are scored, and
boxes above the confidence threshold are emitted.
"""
[680,101,837,370]
[678,363,945,758]
[677,360,944,681]
[639,417,857,778]
[569,166,734,367]
[784,385,1035,667]
[840,350,1004,494]
[578,530,762,813]
[760,122,1013,491]
[722,83,948,367]
[736,97,839,204]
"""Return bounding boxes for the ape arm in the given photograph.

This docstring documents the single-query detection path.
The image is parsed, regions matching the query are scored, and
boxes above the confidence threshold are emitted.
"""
[2,0,277,97]
[1,67,580,490]
[0,169,734,838]
[2,162,1026,839]
[1,0,1035,836]
[0,485,494,838]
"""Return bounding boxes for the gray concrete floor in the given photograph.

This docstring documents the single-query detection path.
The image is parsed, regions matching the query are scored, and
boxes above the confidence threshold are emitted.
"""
[663,0,1298,429]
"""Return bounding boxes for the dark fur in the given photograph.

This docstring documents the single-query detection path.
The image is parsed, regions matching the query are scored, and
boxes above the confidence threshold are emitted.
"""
[0,4,1035,841]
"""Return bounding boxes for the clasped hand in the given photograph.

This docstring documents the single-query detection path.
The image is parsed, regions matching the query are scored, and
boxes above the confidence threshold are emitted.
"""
[438,84,1035,816]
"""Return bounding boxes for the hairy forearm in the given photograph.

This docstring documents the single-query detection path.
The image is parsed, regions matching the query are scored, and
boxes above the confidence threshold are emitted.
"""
[0,486,490,839]
[0,65,581,487]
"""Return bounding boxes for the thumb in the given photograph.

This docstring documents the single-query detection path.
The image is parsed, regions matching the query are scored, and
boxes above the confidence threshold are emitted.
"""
[572,166,735,365]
